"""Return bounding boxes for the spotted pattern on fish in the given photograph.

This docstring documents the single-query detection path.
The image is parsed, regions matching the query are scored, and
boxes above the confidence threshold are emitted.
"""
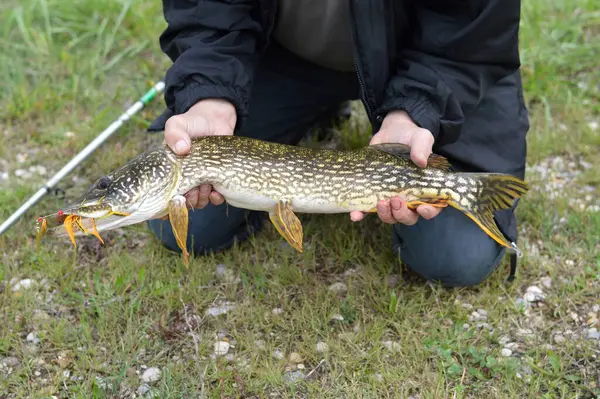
[170,136,484,213]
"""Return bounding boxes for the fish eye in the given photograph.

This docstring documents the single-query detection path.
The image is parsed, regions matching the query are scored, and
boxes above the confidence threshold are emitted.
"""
[96,176,111,190]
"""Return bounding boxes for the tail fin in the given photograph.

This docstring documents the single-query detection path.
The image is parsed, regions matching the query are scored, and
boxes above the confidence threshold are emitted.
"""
[448,173,529,254]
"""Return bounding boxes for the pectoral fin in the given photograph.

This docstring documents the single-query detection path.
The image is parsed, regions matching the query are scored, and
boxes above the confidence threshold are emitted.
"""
[269,200,303,253]
[168,195,190,267]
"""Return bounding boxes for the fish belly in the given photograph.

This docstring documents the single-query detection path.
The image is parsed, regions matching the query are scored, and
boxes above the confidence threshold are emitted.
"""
[213,184,362,214]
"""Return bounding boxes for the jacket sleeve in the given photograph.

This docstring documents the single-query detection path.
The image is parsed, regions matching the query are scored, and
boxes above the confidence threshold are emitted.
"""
[375,0,523,146]
[159,0,264,121]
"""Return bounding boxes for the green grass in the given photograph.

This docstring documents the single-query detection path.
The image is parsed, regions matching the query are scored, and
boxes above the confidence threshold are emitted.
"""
[1,0,599,397]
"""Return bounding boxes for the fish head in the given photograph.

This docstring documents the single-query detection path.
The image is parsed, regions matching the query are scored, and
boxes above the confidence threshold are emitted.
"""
[44,147,177,237]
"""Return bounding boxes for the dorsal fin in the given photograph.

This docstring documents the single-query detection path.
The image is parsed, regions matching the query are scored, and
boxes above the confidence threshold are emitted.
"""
[369,143,451,171]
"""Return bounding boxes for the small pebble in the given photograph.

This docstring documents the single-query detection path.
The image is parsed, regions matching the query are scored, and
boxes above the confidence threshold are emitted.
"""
[505,342,519,351]
[468,309,488,322]
[289,352,303,364]
[476,322,492,330]
[214,341,230,356]
[330,314,344,322]
[540,276,552,288]
[283,370,305,383]
[516,328,534,339]
[272,350,284,360]
[587,328,600,340]
[316,342,329,353]
[12,279,36,292]
[205,302,236,317]
[26,331,40,344]
[297,363,305,370]
[137,384,151,395]
[328,282,347,294]
[343,268,358,277]
[570,312,580,323]
[29,165,47,175]
[501,348,513,357]
[215,264,227,276]
[2,357,20,367]
[382,341,401,353]
[215,264,239,284]
[141,367,161,383]
[255,340,266,350]
[14,169,31,178]
[553,334,566,344]
[498,335,511,345]
[272,308,283,315]
[524,286,545,303]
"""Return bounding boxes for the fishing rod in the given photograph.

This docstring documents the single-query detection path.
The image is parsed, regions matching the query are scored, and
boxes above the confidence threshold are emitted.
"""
[0,80,166,236]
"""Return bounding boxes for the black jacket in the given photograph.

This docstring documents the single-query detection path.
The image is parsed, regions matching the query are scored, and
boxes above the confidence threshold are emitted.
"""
[152,0,529,245]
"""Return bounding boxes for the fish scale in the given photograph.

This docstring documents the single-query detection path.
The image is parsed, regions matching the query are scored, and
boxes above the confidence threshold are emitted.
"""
[39,135,529,266]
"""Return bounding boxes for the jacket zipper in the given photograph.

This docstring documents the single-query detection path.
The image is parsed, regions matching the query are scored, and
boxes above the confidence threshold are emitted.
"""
[349,1,374,123]
[353,54,373,122]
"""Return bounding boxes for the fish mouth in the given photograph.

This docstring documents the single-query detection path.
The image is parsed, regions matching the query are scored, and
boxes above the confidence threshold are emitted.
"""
[36,191,168,249]
[37,201,146,244]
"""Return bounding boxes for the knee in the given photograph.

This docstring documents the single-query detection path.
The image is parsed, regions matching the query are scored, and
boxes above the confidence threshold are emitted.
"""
[400,240,505,288]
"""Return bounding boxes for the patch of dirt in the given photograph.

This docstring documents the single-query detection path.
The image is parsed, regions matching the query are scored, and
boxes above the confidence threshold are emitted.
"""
[528,153,599,212]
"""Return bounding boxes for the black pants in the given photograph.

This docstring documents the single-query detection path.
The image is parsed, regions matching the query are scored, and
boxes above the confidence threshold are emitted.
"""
[148,41,506,287]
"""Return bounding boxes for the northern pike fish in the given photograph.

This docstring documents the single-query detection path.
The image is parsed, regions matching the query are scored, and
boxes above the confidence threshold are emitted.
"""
[36,135,529,265]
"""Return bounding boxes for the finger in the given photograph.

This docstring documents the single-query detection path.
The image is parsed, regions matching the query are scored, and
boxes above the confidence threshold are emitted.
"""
[184,188,200,209]
[164,115,192,155]
[350,211,366,222]
[416,204,443,220]
[376,200,397,224]
[409,130,434,168]
[196,184,212,208]
[390,197,419,225]
[209,191,225,206]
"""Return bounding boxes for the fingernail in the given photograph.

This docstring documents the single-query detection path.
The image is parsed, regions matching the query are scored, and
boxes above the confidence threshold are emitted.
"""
[175,140,188,154]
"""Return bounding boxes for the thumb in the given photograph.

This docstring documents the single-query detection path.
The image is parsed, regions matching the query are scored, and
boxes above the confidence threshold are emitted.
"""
[164,114,192,155]
[409,130,434,168]
[164,114,211,155]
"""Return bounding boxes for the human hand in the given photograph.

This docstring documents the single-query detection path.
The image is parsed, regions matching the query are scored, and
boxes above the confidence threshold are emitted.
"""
[164,99,236,210]
[350,110,443,225]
